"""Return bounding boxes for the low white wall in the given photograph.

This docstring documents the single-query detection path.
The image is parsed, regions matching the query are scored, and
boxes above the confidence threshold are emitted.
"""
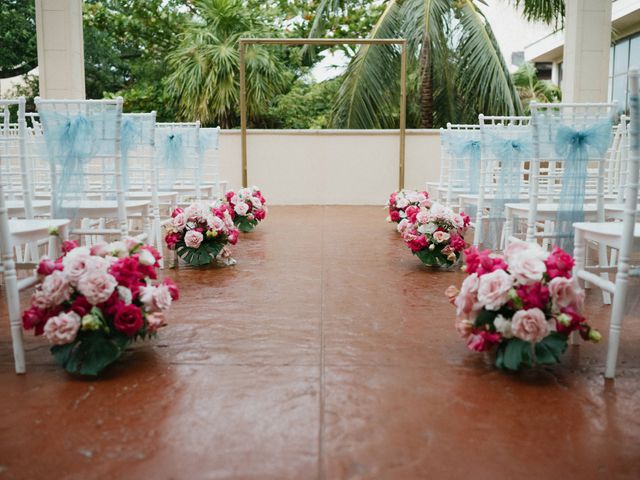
[217,129,441,205]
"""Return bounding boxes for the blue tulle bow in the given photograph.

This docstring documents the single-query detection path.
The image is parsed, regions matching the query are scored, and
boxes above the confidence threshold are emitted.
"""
[483,134,531,248]
[120,118,142,192]
[40,113,98,218]
[450,138,481,193]
[554,120,612,251]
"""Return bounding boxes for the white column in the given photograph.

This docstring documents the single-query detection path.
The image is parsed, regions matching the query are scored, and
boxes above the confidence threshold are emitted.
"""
[562,0,612,102]
[35,0,85,99]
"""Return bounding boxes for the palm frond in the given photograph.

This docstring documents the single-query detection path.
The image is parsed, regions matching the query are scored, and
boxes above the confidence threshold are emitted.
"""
[512,0,564,27]
[330,0,403,128]
[455,1,523,117]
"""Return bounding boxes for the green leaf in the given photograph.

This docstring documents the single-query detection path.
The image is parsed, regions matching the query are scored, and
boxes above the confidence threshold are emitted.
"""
[499,338,533,371]
[474,309,498,329]
[51,331,131,376]
[234,216,258,233]
[534,332,567,365]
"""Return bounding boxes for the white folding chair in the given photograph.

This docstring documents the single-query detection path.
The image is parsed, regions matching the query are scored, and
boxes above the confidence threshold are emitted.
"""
[504,101,618,253]
[36,97,150,243]
[0,98,70,374]
[467,115,532,249]
[440,123,481,208]
[573,69,640,378]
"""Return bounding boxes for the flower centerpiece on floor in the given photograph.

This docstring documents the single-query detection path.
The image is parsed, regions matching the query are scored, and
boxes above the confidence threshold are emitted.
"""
[165,202,239,267]
[447,241,601,371]
[21,238,178,376]
[223,186,268,233]
[386,189,430,224]
[399,201,470,268]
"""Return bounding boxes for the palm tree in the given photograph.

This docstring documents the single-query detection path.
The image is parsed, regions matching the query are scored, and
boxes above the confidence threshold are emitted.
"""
[310,0,565,128]
[512,62,561,114]
[165,0,287,127]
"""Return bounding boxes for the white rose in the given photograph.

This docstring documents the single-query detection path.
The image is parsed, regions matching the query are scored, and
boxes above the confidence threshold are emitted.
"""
[494,315,514,338]
[117,286,133,305]
[396,198,409,209]
[107,241,128,258]
[418,223,437,235]
[138,249,156,266]
[432,231,451,243]
[250,196,262,209]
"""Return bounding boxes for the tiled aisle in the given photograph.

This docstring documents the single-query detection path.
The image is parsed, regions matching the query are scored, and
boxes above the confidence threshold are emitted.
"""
[1,206,639,479]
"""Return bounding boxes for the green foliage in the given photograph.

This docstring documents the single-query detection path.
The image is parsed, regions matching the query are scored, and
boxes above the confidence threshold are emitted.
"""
[512,62,562,114]
[0,0,37,78]
[495,333,568,371]
[234,216,259,233]
[175,239,226,266]
[51,331,131,376]
[266,77,343,129]
[512,0,564,27]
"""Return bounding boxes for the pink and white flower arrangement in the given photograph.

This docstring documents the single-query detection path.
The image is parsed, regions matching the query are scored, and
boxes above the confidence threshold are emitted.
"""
[222,186,267,232]
[447,241,601,371]
[399,200,470,268]
[386,189,431,224]
[165,202,239,266]
[22,239,178,376]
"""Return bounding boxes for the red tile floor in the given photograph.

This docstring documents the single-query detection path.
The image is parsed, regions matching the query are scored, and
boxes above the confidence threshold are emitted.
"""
[1,206,639,479]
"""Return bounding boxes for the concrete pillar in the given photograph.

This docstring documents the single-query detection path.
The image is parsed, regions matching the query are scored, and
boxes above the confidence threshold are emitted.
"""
[562,0,612,102]
[35,0,85,99]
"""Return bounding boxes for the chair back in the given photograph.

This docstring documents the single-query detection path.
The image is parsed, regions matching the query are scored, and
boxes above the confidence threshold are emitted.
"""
[442,123,481,206]
[527,101,618,250]
[155,121,201,201]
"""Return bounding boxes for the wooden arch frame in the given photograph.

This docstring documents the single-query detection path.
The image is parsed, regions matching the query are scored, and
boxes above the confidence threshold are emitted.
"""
[238,38,408,189]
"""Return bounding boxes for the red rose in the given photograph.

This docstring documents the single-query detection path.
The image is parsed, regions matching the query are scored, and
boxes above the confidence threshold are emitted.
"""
[407,235,428,252]
[36,257,63,276]
[113,304,143,337]
[162,278,180,301]
[61,240,79,254]
[450,234,466,252]
[545,246,574,279]
[109,257,145,296]
[254,209,266,221]
[516,283,550,310]
[171,207,184,218]
[70,295,92,317]
[405,205,420,223]
[22,306,46,334]
[389,210,400,223]
[228,229,239,245]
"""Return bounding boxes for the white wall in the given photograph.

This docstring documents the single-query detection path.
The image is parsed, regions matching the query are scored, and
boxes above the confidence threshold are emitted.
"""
[217,129,441,205]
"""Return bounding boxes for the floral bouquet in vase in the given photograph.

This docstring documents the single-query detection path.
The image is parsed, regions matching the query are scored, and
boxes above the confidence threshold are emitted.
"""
[399,201,470,268]
[386,189,430,224]
[447,241,601,371]
[223,186,267,233]
[22,238,178,376]
[165,203,239,267]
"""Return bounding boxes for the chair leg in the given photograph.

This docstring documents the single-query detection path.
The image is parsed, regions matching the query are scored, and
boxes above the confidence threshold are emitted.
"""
[3,255,26,374]
[605,275,629,379]
[573,228,586,288]
[503,209,513,248]
[598,244,612,305]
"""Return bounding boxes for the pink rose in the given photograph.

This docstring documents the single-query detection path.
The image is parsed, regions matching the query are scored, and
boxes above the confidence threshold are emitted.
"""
[508,251,547,285]
[228,229,239,245]
[548,277,585,312]
[61,240,79,254]
[449,234,466,252]
[146,312,166,333]
[464,247,507,276]
[172,213,186,230]
[511,308,550,343]
[184,230,203,249]
[389,210,400,223]
[455,273,481,319]
[90,242,109,257]
[234,202,250,216]
[504,240,530,262]
[466,331,501,352]
[43,311,81,345]
[432,231,451,244]
[77,271,118,305]
[405,205,420,223]
[123,237,141,252]
[171,207,184,218]
[139,284,172,312]
[477,269,513,310]
[32,270,71,309]
[545,246,574,279]
[254,209,266,221]
[165,232,181,249]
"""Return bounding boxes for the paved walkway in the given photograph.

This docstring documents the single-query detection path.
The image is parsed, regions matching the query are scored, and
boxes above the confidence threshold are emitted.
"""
[1,206,639,479]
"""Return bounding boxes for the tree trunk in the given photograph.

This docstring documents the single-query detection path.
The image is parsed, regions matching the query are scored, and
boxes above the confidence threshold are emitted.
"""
[419,34,433,129]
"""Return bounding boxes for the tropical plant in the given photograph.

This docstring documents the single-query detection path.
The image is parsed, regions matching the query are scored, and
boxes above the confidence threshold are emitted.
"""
[310,0,566,129]
[165,0,289,127]
[512,62,561,114]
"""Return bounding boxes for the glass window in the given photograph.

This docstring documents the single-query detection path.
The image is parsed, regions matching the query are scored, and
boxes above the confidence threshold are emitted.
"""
[612,74,628,109]
[629,35,640,70]
[614,39,630,75]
